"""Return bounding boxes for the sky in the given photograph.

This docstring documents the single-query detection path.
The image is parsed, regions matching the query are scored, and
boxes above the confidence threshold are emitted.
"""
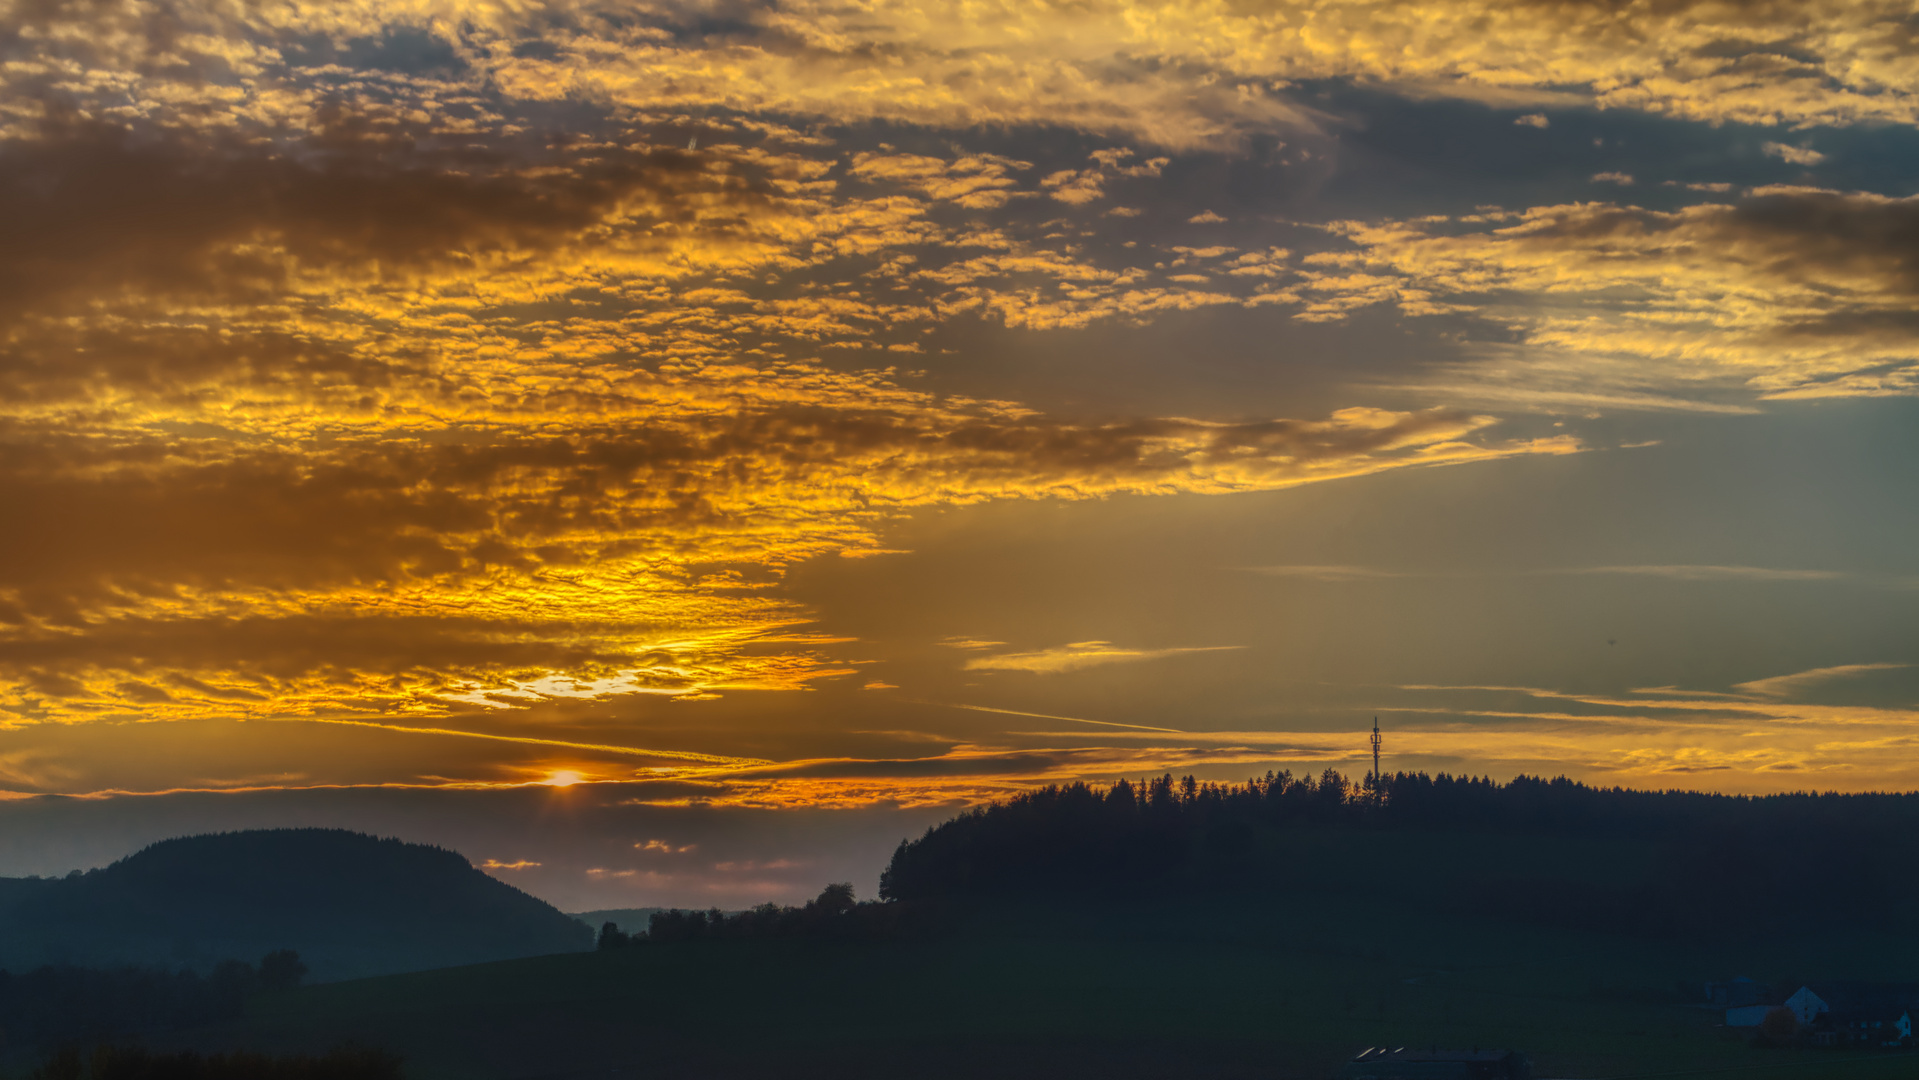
[1,0,1917,908]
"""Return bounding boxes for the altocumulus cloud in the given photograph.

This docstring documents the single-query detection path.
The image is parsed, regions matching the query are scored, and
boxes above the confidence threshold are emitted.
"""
[0,81,1585,732]
[1298,189,1919,408]
[2,0,1911,806]
[12,0,1919,157]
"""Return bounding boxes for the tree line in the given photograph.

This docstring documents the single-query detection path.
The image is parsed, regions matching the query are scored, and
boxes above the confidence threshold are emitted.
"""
[597,883,909,947]
[0,951,306,1051]
[875,770,1919,936]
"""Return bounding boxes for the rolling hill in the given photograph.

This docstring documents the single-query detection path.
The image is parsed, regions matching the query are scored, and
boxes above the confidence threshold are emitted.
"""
[0,829,593,981]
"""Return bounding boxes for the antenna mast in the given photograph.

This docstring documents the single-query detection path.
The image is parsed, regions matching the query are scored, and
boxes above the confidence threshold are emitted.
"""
[1370,716,1382,795]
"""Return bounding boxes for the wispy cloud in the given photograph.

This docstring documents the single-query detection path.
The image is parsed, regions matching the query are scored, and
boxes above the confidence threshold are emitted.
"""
[1238,565,1407,581]
[1733,663,1908,700]
[1376,671,1919,787]
[925,702,1186,734]
[1572,565,1844,582]
[1240,564,1849,583]
[962,641,1243,674]
[939,638,1009,651]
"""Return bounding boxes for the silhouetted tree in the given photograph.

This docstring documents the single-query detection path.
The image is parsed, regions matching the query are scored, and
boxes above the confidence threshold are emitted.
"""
[0,955,317,1052]
[257,950,307,991]
[597,922,631,950]
[619,883,912,945]
[1756,1006,1801,1047]
[812,883,856,916]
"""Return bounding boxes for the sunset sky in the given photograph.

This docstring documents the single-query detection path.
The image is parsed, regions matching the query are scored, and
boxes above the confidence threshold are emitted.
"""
[2,0,1917,908]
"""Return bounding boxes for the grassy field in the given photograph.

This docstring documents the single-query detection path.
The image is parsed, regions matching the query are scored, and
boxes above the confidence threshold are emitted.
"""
[137,887,1919,1080]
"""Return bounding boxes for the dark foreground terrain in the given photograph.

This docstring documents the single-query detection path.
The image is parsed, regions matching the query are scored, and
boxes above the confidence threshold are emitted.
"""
[106,888,1919,1080]
[15,777,1919,1079]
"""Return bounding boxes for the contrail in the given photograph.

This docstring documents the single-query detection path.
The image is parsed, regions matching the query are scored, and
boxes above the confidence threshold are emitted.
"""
[916,700,1187,734]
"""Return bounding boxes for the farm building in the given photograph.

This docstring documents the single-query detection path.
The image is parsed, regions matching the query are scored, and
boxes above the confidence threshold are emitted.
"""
[1337,1048,1531,1080]
[1797,984,1919,1047]
[1808,1006,1912,1048]
[1704,978,1767,1008]
[1723,982,1919,1046]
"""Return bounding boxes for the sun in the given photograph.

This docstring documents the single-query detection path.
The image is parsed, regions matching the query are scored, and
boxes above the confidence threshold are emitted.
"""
[541,770,585,788]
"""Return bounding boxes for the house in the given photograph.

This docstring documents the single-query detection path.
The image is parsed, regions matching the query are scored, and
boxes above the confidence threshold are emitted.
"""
[1808,1007,1913,1048]
[1337,1048,1531,1080]
[1737,983,1919,1045]
[1705,977,1767,1008]
[1711,978,1782,1027]
[1783,985,1830,1026]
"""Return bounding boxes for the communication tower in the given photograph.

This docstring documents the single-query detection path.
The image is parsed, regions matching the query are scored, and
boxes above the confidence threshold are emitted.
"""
[1370,716,1382,793]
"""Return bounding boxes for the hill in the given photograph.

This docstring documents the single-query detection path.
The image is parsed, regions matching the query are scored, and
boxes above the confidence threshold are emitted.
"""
[0,829,593,981]
[879,770,1919,939]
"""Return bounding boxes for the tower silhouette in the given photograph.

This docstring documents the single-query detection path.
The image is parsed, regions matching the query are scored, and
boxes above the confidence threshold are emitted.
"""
[1370,716,1382,792]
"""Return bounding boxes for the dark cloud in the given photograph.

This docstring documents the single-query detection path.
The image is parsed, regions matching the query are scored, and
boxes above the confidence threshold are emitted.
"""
[0,614,644,686]
[1470,189,1919,297]
[0,441,489,600]
[1720,188,1919,291]
[0,113,745,323]
[0,324,420,408]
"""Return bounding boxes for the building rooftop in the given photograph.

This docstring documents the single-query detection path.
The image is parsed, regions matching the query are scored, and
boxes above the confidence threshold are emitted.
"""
[1351,1049,1523,1063]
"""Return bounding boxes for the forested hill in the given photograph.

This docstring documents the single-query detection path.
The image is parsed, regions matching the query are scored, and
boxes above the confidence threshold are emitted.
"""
[0,829,592,980]
[878,771,1919,937]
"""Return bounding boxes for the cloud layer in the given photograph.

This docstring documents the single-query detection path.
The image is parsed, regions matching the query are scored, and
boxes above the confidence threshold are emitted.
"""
[12,0,1919,154]
[3,0,1914,819]
[1302,190,1919,408]
[0,99,1575,733]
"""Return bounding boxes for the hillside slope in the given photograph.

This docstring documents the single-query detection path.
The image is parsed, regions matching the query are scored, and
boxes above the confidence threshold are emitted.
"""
[0,829,592,980]
[879,772,1919,939]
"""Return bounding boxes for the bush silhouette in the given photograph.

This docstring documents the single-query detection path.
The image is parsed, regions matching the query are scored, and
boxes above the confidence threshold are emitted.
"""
[257,950,307,991]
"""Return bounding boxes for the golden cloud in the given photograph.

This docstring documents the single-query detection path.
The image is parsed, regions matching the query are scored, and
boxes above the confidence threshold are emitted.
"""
[962,641,1244,674]
[0,389,1568,727]
[1368,676,1919,791]
[8,0,1917,165]
[0,103,1585,734]
[1300,189,1919,407]
[29,0,1884,807]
